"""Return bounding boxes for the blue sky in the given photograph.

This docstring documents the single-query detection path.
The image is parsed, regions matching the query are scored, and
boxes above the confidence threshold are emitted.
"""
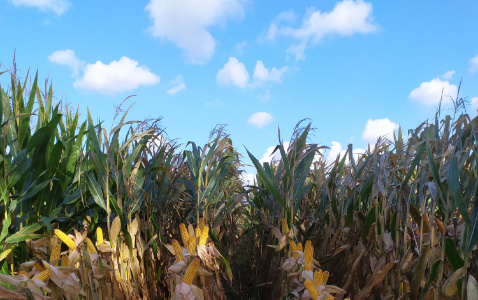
[1,0,478,179]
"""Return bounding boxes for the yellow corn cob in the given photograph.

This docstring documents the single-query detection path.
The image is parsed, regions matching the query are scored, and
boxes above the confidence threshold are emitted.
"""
[183,257,200,285]
[314,269,323,286]
[199,226,209,246]
[85,237,98,254]
[282,218,289,235]
[323,271,329,283]
[304,246,313,271]
[61,255,70,267]
[33,268,51,281]
[172,239,183,261]
[96,227,104,245]
[54,229,76,250]
[179,223,190,247]
[195,227,201,239]
[289,241,297,257]
[199,218,205,232]
[34,262,45,272]
[295,243,303,259]
[304,279,320,300]
[326,296,334,300]
[18,270,29,278]
[188,235,196,255]
[50,244,61,266]
[304,240,312,252]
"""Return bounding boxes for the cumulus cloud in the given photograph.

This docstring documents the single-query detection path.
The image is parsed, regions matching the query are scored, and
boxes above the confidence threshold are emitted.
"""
[469,55,478,73]
[323,141,365,163]
[471,97,478,113]
[145,0,244,64]
[248,112,274,128]
[241,172,256,186]
[362,118,399,144]
[11,0,71,15]
[409,78,458,106]
[48,49,84,76]
[216,57,250,88]
[217,57,287,88]
[74,57,160,95]
[266,0,377,60]
[253,61,288,83]
[167,75,186,95]
[440,70,455,80]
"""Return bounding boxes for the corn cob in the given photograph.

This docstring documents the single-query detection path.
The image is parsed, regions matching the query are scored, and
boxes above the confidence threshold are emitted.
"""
[295,243,303,259]
[85,237,98,254]
[61,255,70,267]
[304,240,312,252]
[304,245,314,271]
[96,227,104,245]
[34,262,45,272]
[50,244,61,266]
[326,296,334,300]
[54,229,76,250]
[282,218,289,235]
[172,239,183,261]
[199,226,209,246]
[188,235,196,255]
[289,241,297,258]
[33,268,51,281]
[304,279,320,300]
[179,223,190,247]
[18,270,29,278]
[314,269,323,286]
[183,257,200,285]
[323,271,329,283]
[199,218,205,232]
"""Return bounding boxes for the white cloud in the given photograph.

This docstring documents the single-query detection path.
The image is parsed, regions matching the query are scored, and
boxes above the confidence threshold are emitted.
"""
[440,70,455,80]
[248,112,274,129]
[74,57,160,95]
[217,57,288,88]
[145,0,244,64]
[322,141,365,163]
[471,97,478,113]
[48,49,84,76]
[259,142,290,165]
[258,90,271,101]
[167,83,186,95]
[234,41,247,55]
[266,0,377,60]
[409,78,458,106]
[253,61,288,83]
[216,57,250,88]
[241,172,256,186]
[11,0,71,15]
[362,118,399,144]
[469,55,478,73]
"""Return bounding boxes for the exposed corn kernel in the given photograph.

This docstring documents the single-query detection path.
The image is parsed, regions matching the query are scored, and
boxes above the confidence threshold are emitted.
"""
[172,239,183,261]
[96,227,104,245]
[33,268,51,281]
[18,270,29,278]
[85,237,98,254]
[188,236,196,255]
[289,241,297,258]
[179,223,190,247]
[199,218,205,232]
[304,279,320,300]
[50,244,61,266]
[314,269,323,286]
[183,257,200,285]
[323,271,329,283]
[61,255,70,267]
[295,243,303,259]
[304,245,314,271]
[54,229,76,250]
[199,226,209,246]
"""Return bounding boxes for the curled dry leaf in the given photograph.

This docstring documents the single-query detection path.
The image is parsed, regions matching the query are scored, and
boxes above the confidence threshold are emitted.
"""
[442,267,465,297]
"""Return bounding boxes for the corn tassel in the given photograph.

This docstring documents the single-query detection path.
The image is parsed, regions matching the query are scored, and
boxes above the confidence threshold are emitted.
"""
[199,226,209,246]
[323,271,329,283]
[61,255,70,267]
[199,218,205,232]
[188,236,196,255]
[179,223,189,247]
[282,218,289,235]
[54,229,76,250]
[85,237,98,254]
[183,257,200,285]
[50,244,61,266]
[33,269,51,281]
[96,227,104,245]
[304,245,313,271]
[304,279,320,300]
[314,269,323,286]
[172,239,183,261]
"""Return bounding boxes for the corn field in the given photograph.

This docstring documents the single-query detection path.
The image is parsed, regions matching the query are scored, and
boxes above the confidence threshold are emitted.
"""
[0,68,477,299]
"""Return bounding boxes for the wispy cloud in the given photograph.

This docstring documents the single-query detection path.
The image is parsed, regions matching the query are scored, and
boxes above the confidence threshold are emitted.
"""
[11,0,71,15]
[48,49,84,76]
